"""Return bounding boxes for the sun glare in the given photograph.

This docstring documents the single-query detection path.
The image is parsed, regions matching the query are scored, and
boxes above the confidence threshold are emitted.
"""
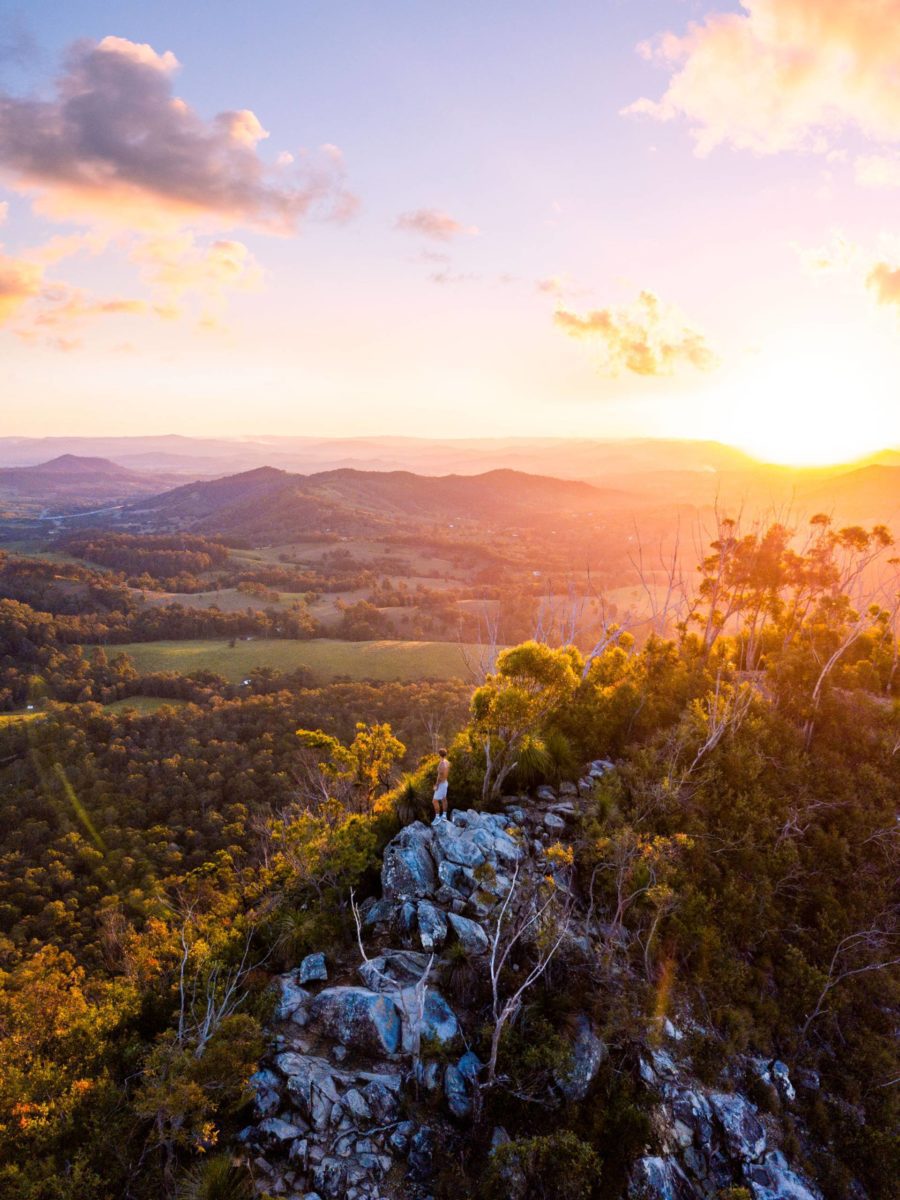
[715,337,893,467]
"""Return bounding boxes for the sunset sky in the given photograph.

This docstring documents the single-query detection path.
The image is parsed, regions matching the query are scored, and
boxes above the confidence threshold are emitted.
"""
[2,1,900,463]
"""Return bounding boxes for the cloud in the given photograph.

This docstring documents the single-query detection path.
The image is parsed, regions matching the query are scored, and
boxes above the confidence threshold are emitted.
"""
[855,152,900,188]
[867,261,900,307]
[0,35,355,232]
[395,208,478,241]
[554,290,716,376]
[0,250,42,322]
[624,0,900,156]
[131,235,262,308]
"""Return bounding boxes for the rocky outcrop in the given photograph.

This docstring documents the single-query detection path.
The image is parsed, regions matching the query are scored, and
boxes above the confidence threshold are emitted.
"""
[630,1035,822,1200]
[240,794,595,1199]
[240,766,824,1200]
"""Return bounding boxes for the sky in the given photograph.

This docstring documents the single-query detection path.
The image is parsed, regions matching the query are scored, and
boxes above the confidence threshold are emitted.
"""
[1,0,900,464]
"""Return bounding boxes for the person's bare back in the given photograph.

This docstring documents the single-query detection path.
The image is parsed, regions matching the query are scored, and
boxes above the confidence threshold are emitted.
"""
[432,749,450,821]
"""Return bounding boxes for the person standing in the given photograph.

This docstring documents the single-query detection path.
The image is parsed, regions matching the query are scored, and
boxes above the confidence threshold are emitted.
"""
[432,748,450,822]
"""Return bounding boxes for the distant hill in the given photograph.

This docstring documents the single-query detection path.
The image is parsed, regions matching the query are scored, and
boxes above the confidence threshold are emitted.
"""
[797,464,900,526]
[127,465,632,540]
[0,455,184,515]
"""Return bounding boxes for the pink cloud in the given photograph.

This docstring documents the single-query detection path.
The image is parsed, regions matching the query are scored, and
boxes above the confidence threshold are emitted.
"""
[395,208,478,242]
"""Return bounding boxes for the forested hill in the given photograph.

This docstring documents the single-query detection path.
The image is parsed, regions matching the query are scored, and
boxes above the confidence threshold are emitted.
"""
[0,516,896,1200]
[126,466,627,540]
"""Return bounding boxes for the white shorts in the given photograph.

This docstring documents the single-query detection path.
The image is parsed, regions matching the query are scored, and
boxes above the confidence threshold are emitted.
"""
[433,781,448,801]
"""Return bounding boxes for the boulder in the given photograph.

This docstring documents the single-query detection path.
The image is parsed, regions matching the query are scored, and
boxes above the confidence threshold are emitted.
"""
[629,1155,690,1200]
[417,899,448,950]
[709,1091,767,1161]
[444,1063,472,1119]
[543,811,567,834]
[250,1067,282,1117]
[556,1015,606,1102]
[274,976,312,1022]
[382,823,437,899]
[299,952,328,985]
[258,1116,307,1145]
[438,858,474,895]
[745,1150,820,1200]
[433,828,485,869]
[588,758,614,778]
[358,949,431,992]
[447,911,490,955]
[536,785,557,802]
[309,987,402,1056]
[400,987,459,1048]
[407,1125,435,1182]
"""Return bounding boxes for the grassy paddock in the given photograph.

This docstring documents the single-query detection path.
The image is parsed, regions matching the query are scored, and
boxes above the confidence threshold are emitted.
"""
[86,637,483,683]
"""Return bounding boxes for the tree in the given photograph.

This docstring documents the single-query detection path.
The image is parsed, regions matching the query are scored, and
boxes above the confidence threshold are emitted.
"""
[295,721,406,811]
[470,642,581,803]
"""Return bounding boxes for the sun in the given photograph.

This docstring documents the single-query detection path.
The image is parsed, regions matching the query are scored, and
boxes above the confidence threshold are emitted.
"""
[713,334,895,467]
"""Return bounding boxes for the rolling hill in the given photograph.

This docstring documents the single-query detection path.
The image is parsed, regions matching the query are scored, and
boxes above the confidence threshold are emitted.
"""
[0,454,183,514]
[127,466,632,540]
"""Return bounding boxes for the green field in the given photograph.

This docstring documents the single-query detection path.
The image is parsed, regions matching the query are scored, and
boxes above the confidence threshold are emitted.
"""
[103,696,189,715]
[87,638,482,683]
[0,710,44,728]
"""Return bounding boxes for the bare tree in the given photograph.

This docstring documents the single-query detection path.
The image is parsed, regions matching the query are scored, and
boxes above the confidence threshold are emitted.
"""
[459,601,501,683]
[484,860,572,1086]
[800,917,900,1042]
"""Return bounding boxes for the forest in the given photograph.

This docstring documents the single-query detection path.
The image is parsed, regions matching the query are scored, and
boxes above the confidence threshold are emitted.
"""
[0,513,897,1199]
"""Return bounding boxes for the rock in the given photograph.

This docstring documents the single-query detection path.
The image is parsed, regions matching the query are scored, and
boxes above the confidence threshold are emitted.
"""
[400,987,459,1048]
[407,1125,435,1182]
[446,911,490,955]
[250,1067,282,1117]
[458,1050,483,1081]
[309,987,402,1056]
[556,1015,606,1101]
[358,949,432,992]
[543,811,567,834]
[258,1116,307,1144]
[299,952,328,985]
[438,858,474,895]
[559,781,578,797]
[382,823,437,899]
[588,758,614,778]
[444,1064,471,1119]
[362,898,394,929]
[490,1126,511,1153]
[745,1150,820,1200]
[312,1157,346,1198]
[343,1088,372,1122]
[536,785,557,802]
[549,800,576,818]
[671,1088,714,1148]
[361,1077,401,1121]
[577,776,594,795]
[275,976,312,1022]
[629,1155,689,1199]
[770,1059,796,1102]
[709,1091,767,1161]
[417,900,448,950]
[388,1120,416,1154]
[433,828,485,869]
[415,1058,442,1092]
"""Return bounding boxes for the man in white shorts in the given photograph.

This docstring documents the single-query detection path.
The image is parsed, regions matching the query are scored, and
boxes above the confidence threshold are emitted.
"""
[432,748,450,822]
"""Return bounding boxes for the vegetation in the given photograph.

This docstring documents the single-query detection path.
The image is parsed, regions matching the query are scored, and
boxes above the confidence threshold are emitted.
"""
[0,514,896,1198]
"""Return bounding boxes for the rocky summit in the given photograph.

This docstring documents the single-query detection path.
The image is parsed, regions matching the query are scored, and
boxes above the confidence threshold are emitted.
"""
[236,772,826,1200]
